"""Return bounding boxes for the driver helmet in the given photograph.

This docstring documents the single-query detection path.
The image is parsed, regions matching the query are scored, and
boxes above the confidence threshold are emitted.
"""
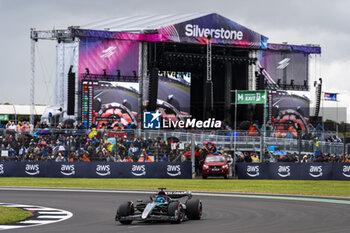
[156,197,166,203]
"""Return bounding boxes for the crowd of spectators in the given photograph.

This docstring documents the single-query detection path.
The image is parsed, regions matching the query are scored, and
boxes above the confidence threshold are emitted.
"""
[0,120,349,164]
[0,128,185,163]
[234,151,349,163]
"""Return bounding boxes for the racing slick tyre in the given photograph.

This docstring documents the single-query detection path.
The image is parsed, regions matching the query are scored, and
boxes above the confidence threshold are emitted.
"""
[202,175,207,179]
[185,199,202,220]
[168,201,184,224]
[224,174,228,179]
[116,202,134,224]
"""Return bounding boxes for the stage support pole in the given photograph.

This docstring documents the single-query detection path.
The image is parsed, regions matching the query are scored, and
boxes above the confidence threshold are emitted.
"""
[248,50,257,91]
[30,29,36,127]
[191,134,195,178]
[234,90,237,152]
[203,36,213,119]
[138,42,148,133]
[224,62,232,123]
[73,38,80,119]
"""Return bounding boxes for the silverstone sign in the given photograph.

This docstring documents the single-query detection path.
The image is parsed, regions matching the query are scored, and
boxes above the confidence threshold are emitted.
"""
[236,90,267,104]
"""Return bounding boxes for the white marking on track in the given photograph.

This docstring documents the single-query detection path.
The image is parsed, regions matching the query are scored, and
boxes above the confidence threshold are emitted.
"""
[0,203,73,231]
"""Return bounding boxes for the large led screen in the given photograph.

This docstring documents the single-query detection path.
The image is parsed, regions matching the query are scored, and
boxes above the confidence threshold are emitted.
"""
[79,38,139,77]
[156,71,191,122]
[258,50,309,90]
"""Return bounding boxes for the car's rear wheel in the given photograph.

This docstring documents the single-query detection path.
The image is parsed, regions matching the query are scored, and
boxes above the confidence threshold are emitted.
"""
[202,175,207,179]
[116,202,134,224]
[224,174,228,179]
[186,199,202,220]
[168,201,184,223]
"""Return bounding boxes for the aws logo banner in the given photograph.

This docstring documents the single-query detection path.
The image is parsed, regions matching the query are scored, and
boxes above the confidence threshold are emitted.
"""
[167,165,182,177]
[269,163,299,180]
[96,164,111,176]
[302,163,332,180]
[0,163,4,175]
[246,165,260,177]
[55,163,88,178]
[61,164,75,176]
[25,164,40,176]
[131,164,147,177]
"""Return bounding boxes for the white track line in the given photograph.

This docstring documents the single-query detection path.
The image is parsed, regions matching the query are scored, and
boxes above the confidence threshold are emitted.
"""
[0,203,73,231]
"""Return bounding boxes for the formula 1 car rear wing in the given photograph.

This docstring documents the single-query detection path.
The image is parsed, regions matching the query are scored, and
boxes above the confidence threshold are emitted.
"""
[165,191,192,199]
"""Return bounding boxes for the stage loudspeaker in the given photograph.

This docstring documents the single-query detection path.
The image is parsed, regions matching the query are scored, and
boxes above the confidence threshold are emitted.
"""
[148,67,159,111]
[67,69,75,115]
[256,74,265,90]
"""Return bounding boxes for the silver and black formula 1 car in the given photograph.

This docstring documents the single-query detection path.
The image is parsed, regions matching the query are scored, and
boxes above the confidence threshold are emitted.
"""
[115,188,202,224]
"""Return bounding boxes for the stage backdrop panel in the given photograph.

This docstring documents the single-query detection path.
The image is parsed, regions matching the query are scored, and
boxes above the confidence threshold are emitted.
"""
[79,38,139,77]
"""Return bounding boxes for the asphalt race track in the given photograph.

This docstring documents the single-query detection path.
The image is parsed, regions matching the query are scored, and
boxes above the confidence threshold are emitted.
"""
[1,188,350,233]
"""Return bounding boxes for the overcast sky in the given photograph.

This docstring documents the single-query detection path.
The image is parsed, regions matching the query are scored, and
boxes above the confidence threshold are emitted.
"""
[0,0,349,121]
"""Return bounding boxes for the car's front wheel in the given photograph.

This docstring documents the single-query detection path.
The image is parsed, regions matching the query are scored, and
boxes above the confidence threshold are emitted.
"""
[116,202,134,224]
[186,199,202,220]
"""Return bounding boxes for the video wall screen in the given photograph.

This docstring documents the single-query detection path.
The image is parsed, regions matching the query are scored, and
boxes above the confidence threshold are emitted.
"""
[258,50,309,90]
[269,91,310,135]
[93,81,139,129]
[79,38,139,77]
[156,71,191,122]
[79,38,140,128]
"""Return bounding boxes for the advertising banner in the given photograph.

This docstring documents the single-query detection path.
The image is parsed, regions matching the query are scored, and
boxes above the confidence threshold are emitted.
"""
[235,163,269,179]
[237,163,350,180]
[267,163,300,180]
[73,13,268,49]
[0,162,192,179]
[299,163,333,180]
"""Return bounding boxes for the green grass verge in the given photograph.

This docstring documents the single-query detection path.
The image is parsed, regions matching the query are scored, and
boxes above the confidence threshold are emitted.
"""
[0,206,33,225]
[1,178,350,197]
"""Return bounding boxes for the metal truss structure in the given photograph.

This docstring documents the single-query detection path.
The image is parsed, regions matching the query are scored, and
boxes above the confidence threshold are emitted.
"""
[29,27,76,125]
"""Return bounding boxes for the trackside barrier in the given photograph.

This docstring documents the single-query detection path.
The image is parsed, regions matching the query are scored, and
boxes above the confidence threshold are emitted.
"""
[0,162,192,179]
[237,163,350,180]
